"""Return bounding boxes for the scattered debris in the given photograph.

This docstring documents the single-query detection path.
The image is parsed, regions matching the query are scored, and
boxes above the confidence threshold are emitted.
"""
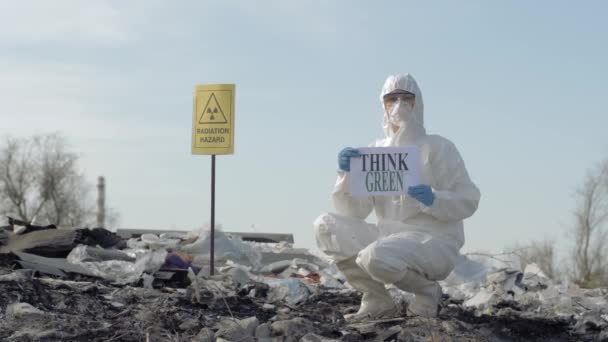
[0,229,9,246]
[67,246,167,284]
[271,317,320,341]
[0,226,122,258]
[14,251,96,277]
[5,302,45,319]
[0,220,606,341]
[8,216,57,235]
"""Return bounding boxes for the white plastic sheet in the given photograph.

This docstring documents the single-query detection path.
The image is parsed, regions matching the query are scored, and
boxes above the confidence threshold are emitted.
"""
[440,255,608,321]
[67,244,167,284]
[265,278,314,305]
[180,224,262,269]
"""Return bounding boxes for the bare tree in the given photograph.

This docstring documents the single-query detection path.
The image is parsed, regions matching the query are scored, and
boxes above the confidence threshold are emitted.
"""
[0,133,95,227]
[570,160,608,288]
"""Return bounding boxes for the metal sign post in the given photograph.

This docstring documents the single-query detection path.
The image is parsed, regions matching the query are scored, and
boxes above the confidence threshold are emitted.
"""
[210,154,215,275]
[192,84,235,276]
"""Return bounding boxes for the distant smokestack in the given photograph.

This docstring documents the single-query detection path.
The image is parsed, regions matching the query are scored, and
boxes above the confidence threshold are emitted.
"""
[97,176,105,228]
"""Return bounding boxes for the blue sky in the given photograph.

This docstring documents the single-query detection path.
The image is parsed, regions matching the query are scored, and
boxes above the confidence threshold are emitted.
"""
[0,1,606,256]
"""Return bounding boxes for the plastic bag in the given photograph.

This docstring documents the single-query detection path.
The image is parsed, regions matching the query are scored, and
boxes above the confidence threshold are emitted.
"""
[67,244,167,284]
[180,224,262,269]
[265,278,314,305]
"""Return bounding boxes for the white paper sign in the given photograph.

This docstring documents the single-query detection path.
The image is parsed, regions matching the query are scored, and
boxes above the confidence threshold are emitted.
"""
[350,147,421,197]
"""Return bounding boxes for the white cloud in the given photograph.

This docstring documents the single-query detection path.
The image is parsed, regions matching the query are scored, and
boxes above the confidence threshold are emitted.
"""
[0,0,129,45]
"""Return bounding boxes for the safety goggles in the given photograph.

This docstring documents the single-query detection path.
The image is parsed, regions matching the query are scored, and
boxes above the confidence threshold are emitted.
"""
[383,90,415,103]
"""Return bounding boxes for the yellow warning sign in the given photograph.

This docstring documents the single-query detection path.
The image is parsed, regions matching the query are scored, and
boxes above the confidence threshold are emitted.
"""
[192,84,235,155]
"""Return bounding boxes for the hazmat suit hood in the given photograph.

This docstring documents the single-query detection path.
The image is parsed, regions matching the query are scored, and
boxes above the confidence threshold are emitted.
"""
[380,74,426,145]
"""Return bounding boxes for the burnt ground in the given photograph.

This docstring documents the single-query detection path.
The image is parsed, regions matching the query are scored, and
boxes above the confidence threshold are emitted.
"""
[0,270,606,342]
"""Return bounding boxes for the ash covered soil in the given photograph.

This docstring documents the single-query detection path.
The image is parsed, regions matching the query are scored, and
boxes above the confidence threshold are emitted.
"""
[1,261,604,342]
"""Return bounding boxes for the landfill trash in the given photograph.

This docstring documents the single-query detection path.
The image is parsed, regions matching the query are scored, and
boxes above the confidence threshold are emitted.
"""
[257,258,327,285]
[463,287,497,309]
[300,332,340,342]
[5,302,45,319]
[8,216,57,235]
[441,254,608,339]
[67,245,167,284]
[0,269,35,282]
[221,264,255,287]
[67,245,135,262]
[126,237,148,250]
[265,277,315,305]
[214,316,259,341]
[142,273,155,289]
[181,224,262,269]
[159,231,189,240]
[84,227,124,248]
[187,268,238,305]
[163,252,193,269]
[271,317,320,342]
[315,262,346,288]
[574,311,608,334]
[255,323,272,338]
[260,258,319,275]
[0,229,82,257]
[1,220,607,341]
[0,226,122,257]
[140,233,180,250]
[1,255,606,341]
[192,328,215,342]
[317,269,344,288]
[0,229,9,246]
[125,232,181,250]
[374,325,404,341]
[179,318,200,331]
[251,241,329,268]
[14,251,96,277]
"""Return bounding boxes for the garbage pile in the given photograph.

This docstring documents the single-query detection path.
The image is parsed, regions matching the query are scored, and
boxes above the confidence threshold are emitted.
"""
[0,218,606,341]
[440,255,608,341]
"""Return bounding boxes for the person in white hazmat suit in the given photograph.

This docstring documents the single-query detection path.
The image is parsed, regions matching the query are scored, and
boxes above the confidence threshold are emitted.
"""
[313,74,480,320]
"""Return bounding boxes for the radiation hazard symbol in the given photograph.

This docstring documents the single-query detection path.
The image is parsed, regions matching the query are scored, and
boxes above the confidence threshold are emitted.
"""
[199,93,228,124]
[192,84,235,155]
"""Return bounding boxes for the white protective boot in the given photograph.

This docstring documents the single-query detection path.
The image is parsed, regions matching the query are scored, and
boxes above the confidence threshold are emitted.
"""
[394,269,443,318]
[336,257,398,321]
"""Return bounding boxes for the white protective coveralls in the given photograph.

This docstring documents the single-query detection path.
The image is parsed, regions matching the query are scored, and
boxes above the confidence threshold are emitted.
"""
[314,74,480,319]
